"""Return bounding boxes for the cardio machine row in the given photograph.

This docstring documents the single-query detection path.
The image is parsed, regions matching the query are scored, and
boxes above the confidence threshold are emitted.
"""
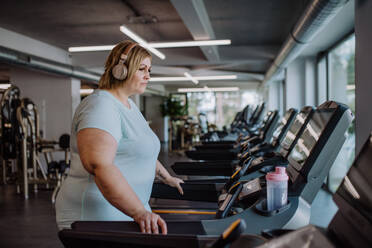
[59,100,356,248]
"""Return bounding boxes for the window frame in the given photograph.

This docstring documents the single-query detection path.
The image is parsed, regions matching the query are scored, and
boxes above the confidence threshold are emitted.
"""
[316,30,355,192]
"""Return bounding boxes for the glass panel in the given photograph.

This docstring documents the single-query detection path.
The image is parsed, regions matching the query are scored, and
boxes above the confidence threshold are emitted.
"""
[317,56,327,105]
[328,34,355,192]
[187,92,216,124]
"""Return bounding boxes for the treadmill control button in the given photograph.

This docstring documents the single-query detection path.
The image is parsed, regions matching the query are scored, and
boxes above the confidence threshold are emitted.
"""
[239,178,262,199]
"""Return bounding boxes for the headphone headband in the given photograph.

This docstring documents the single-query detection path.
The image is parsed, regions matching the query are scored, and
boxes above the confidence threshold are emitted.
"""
[120,42,137,60]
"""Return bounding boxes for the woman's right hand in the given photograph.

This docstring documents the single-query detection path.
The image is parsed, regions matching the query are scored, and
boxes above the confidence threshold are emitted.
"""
[133,210,167,234]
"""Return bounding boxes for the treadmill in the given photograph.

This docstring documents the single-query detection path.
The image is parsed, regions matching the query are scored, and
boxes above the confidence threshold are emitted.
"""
[202,104,252,144]
[185,110,279,161]
[230,102,266,139]
[213,107,275,147]
[171,108,298,177]
[151,102,352,222]
[187,109,276,158]
[59,218,267,248]
[58,101,353,248]
[245,133,372,248]
[151,107,313,204]
[202,102,265,145]
[194,108,297,152]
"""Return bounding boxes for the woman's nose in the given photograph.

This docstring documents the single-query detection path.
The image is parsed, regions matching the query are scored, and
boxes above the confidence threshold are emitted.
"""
[144,71,150,79]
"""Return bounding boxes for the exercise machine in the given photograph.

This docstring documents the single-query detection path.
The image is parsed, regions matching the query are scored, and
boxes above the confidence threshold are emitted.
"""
[58,101,353,247]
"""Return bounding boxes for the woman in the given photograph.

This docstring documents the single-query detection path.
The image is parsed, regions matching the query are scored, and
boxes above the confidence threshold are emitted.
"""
[56,40,184,234]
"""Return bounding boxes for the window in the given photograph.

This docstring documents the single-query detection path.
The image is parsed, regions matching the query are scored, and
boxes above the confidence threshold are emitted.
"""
[187,90,258,129]
[187,92,216,124]
[326,34,355,192]
[317,55,327,105]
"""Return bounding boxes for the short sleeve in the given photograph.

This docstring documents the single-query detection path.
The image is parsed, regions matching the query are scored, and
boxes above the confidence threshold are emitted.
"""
[75,96,123,144]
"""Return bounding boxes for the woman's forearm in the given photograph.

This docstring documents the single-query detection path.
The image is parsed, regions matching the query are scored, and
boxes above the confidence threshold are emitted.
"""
[93,163,146,218]
[155,160,184,195]
[155,160,172,182]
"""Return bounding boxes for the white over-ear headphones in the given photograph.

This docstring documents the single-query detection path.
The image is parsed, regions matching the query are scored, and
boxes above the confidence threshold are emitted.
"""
[112,42,137,80]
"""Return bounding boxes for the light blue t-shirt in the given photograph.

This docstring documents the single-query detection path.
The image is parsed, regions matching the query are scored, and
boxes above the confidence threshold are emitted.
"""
[55,90,160,229]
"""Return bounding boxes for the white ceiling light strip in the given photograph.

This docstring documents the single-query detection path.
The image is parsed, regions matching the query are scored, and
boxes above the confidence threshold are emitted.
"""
[68,40,230,53]
[149,77,187,82]
[119,25,166,60]
[149,75,237,82]
[149,39,231,48]
[178,87,239,93]
[69,45,115,52]
[184,72,199,85]
[194,75,237,80]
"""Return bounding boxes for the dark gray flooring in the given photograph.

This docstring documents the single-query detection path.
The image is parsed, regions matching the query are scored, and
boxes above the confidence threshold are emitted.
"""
[0,145,338,247]
[0,185,62,248]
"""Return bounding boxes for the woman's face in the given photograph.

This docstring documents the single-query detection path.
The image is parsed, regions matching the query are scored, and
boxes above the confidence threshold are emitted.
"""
[126,57,151,95]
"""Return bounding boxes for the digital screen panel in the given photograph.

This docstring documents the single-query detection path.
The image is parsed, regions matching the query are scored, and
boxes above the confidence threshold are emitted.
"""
[253,103,264,119]
[288,109,335,171]
[281,111,310,151]
[273,112,291,138]
[262,111,271,123]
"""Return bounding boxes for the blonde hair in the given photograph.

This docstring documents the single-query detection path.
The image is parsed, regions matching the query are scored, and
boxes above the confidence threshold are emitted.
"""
[98,40,152,89]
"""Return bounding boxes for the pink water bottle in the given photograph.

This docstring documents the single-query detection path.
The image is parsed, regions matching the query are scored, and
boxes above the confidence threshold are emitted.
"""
[266,167,289,211]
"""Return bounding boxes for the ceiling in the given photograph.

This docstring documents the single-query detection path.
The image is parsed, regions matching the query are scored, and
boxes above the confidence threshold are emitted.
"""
[0,0,353,91]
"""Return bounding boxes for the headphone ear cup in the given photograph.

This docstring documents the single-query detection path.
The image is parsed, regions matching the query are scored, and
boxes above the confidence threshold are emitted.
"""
[112,62,128,80]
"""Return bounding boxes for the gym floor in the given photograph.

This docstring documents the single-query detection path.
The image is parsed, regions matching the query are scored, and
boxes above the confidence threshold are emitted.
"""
[0,146,338,248]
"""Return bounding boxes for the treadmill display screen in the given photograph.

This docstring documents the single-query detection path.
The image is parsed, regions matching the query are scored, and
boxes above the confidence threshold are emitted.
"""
[257,111,271,131]
[262,111,270,123]
[288,109,335,171]
[336,135,372,223]
[281,111,309,151]
[253,104,264,119]
[271,111,291,141]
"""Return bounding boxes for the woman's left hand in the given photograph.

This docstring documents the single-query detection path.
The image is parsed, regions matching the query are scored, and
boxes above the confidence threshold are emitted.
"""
[164,176,184,195]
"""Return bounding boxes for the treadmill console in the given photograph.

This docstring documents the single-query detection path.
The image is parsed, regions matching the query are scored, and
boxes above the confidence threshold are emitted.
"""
[270,109,294,146]
[252,157,265,166]
[279,107,313,158]
[257,111,273,140]
[285,102,353,203]
[216,183,243,219]
[287,109,335,173]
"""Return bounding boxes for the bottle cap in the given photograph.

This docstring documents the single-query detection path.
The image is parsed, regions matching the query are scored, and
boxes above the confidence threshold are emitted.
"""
[266,167,289,182]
